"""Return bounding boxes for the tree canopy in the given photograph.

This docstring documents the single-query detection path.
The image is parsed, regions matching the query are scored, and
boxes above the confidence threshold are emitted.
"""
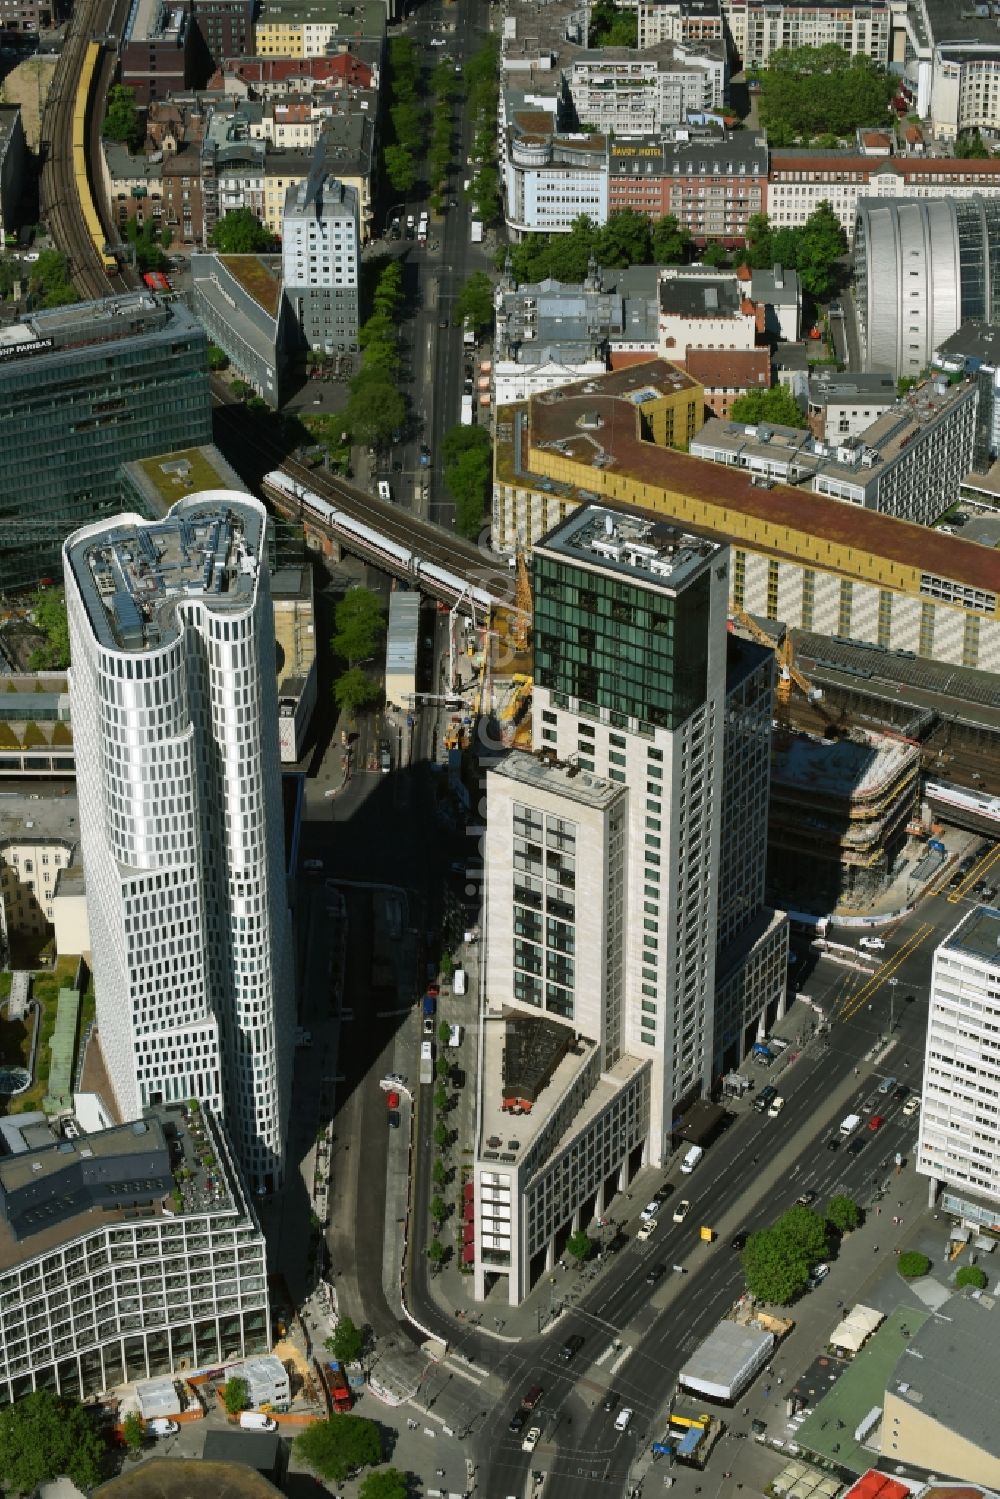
[898,1250,931,1279]
[28,586,70,670]
[124,215,168,272]
[209,208,274,254]
[332,586,384,665]
[956,1264,988,1290]
[741,1206,828,1305]
[566,1230,594,1262]
[730,385,805,428]
[359,1469,409,1499]
[651,213,692,266]
[455,271,495,334]
[29,250,78,308]
[502,211,695,286]
[344,376,407,448]
[825,1194,861,1234]
[0,1391,105,1493]
[103,84,143,150]
[295,1414,382,1482]
[331,1315,364,1363]
[442,425,492,540]
[223,1375,249,1415]
[956,129,990,159]
[334,666,381,715]
[744,202,847,300]
[589,0,637,46]
[758,46,896,143]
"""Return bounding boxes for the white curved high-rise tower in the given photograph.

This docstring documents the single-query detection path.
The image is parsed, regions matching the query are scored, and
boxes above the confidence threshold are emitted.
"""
[63,492,293,1194]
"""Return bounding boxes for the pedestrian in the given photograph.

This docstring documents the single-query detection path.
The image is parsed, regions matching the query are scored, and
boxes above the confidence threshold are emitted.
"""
[876,1206,881,1216]
[873,1243,879,1253]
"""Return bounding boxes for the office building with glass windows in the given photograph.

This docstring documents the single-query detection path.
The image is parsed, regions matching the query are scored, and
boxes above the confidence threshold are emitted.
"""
[0,293,211,593]
[475,503,750,1303]
[0,1102,269,1405]
[63,493,294,1195]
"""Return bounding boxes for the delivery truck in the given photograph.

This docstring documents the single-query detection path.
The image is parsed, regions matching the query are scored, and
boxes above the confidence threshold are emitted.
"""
[470,220,483,242]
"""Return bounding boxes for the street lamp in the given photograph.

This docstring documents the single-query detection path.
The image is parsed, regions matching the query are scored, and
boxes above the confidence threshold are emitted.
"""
[888,976,898,1038]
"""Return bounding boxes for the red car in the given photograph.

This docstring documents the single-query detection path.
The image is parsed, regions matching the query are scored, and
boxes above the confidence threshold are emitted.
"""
[386,1091,400,1110]
[868,1114,885,1132]
[427,984,440,998]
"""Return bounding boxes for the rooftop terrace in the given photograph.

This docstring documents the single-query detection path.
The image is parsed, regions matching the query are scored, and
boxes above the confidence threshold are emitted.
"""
[535,500,720,594]
[66,497,264,654]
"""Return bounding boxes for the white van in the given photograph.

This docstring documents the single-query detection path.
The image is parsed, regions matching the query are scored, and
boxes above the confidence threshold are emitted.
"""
[447,1024,463,1047]
[839,1112,861,1136]
[680,1144,703,1174]
[148,1418,179,1437]
[453,969,467,996]
[240,1412,277,1431]
[377,480,392,502]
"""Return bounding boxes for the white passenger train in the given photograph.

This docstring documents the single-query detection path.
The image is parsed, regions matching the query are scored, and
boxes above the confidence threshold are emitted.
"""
[264,470,496,611]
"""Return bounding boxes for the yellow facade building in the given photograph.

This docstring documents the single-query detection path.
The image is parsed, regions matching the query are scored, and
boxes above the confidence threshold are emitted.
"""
[492,359,1000,670]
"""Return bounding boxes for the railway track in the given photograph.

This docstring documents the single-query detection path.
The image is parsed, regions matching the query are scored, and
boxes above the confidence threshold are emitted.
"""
[39,0,136,300]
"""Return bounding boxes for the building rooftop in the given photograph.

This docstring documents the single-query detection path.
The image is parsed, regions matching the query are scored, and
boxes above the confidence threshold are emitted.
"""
[0,294,198,370]
[123,446,246,516]
[0,106,20,153]
[808,371,898,407]
[888,1287,1000,1458]
[934,318,1000,372]
[522,360,1000,593]
[94,1459,282,1499]
[0,789,79,846]
[609,130,767,176]
[679,1319,774,1392]
[536,501,721,595]
[385,592,420,684]
[125,0,186,45]
[218,255,281,318]
[685,347,770,390]
[490,749,627,810]
[66,496,265,655]
[771,729,919,802]
[770,149,1000,179]
[658,272,742,319]
[943,903,1000,965]
[750,264,800,307]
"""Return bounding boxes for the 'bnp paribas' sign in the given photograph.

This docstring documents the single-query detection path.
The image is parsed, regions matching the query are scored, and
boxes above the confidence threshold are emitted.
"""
[0,336,54,362]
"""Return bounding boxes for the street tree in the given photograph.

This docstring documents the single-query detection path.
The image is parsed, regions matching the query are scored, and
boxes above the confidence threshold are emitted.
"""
[701,241,730,267]
[795,200,847,300]
[122,1412,146,1454]
[470,165,500,223]
[360,311,397,350]
[0,1391,105,1493]
[383,145,417,195]
[430,1195,447,1223]
[455,271,495,334]
[433,1121,449,1149]
[223,1375,249,1415]
[359,1469,409,1499]
[124,214,168,272]
[431,61,461,100]
[651,213,692,266]
[566,1230,594,1262]
[209,208,273,254]
[333,587,384,665]
[295,1414,382,1483]
[897,1251,931,1279]
[595,207,652,268]
[27,585,70,669]
[334,667,381,715]
[103,84,143,150]
[825,1195,861,1234]
[730,385,805,428]
[435,1056,451,1080]
[741,1229,812,1305]
[207,344,229,371]
[774,1204,829,1264]
[434,1085,449,1113]
[428,1238,446,1267]
[345,377,407,448]
[432,1157,448,1187]
[331,1316,364,1364]
[956,1264,988,1289]
[390,101,425,154]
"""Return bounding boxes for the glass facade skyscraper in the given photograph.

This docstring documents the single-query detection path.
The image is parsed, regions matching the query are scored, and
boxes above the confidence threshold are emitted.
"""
[0,293,211,592]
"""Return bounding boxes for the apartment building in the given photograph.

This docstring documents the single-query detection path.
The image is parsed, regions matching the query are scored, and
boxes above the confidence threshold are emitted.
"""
[918,905,1000,1234]
[253,0,385,58]
[691,375,979,527]
[121,0,195,107]
[930,41,1000,139]
[64,495,295,1194]
[190,0,254,73]
[504,110,609,236]
[807,371,897,441]
[636,0,725,51]
[0,1104,270,1405]
[281,163,360,355]
[685,347,771,417]
[0,294,210,594]
[723,0,891,70]
[217,51,378,99]
[0,793,78,967]
[565,43,726,135]
[767,150,1000,234]
[608,130,767,242]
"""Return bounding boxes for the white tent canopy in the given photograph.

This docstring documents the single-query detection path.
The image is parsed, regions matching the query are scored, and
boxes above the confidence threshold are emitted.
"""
[829,1304,885,1353]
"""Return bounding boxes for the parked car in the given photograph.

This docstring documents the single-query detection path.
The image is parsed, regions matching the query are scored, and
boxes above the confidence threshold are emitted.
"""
[148,1419,179,1437]
[385,1091,400,1110]
[754,1084,778,1114]
[767,1095,785,1118]
[639,1200,661,1223]
[859,937,885,952]
[808,1262,830,1288]
[672,1199,691,1223]
[387,1110,400,1129]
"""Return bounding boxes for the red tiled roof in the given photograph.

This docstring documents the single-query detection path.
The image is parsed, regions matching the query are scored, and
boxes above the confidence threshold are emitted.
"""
[844,1474,910,1499]
[771,152,1000,177]
[905,125,923,144]
[860,130,891,147]
[685,347,770,390]
[526,360,1000,594]
[609,351,661,370]
[226,54,373,87]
